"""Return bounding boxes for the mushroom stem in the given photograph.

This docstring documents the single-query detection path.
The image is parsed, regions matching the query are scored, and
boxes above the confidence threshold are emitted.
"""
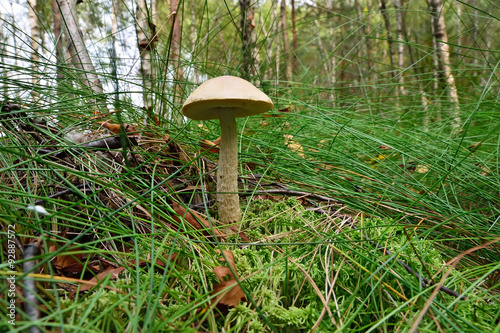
[217,112,242,223]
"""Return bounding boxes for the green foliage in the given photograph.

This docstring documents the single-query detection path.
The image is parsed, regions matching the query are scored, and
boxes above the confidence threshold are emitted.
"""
[0,0,499,331]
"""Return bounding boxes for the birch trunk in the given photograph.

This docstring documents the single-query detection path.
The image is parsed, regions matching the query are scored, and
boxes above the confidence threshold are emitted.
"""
[262,1,277,81]
[58,0,105,112]
[169,0,183,123]
[395,0,407,96]
[28,0,40,101]
[280,0,292,83]
[427,0,460,127]
[135,0,157,113]
[0,11,6,98]
[239,0,258,79]
[291,0,298,69]
[52,0,65,96]
[110,0,119,109]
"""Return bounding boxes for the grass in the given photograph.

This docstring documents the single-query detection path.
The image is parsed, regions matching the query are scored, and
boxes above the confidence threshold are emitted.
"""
[0,0,499,332]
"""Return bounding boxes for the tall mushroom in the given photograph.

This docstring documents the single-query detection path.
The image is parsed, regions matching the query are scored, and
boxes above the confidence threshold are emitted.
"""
[182,76,273,223]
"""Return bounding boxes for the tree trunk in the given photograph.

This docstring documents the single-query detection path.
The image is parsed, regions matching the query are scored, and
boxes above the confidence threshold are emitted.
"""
[52,0,66,97]
[240,0,255,79]
[280,0,292,82]
[455,1,462,63]
[313,3,335,106]
[291,0,298,69]
[135,0,157,113]
[262,1,277,81]
[110,0,119,109]
[471,0,479,78]
[168,0,183,123]
[426,0,460,127]
[379,0,396,73]
[0,11,6,98]
[275,2,281,81]
[394,0,407,96]
[354,0,372,73]
[58,0,105,113]
[28,0,40,102]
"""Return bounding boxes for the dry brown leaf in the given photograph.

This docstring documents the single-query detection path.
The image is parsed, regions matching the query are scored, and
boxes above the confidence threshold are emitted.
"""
[216,249,237,275]
[200,137,221,153]
[48,239,87,275]
[172,202,223,239]
[172,201,203,230]
[211,280,245,308]
[99,121,138,136]
[79,266,126,293]
[213,266,232,280]
[210,250,246,309]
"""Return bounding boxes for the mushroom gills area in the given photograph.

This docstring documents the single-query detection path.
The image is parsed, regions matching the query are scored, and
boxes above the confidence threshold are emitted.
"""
[217,113,242,223]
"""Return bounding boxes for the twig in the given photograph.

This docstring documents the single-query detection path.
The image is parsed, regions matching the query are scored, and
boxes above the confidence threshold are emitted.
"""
[34,183,94,205]
[23,240,42,333]
[38,135,138,159]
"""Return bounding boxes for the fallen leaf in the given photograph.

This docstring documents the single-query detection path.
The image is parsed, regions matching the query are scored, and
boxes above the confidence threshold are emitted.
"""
[211,280,245,308]
[214,266,232,280]
[262,107,290,118]
[99,121,138,136]
[78,266,126,293]
[210,250,246,310]
[216,249,237,275]
[200,137,221,153]
[172,202,223,239]
[48,238,87,276]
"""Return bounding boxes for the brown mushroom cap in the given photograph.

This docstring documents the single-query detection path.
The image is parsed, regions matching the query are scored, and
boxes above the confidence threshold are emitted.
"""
[182,76,274,120]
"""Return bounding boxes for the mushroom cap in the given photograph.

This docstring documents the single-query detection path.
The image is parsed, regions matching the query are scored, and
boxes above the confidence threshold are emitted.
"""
[182,76,274,120]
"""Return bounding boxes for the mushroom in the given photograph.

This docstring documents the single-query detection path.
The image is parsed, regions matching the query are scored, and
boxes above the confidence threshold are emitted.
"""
[182,76,273,223]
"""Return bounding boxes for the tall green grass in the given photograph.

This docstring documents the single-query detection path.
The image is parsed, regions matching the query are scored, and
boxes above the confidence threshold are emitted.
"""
[0,0,498,331]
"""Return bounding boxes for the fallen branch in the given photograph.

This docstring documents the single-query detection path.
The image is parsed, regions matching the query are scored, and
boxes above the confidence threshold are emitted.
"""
[38,135,138,159]
[34,183,94,205]
[23,240,42,333]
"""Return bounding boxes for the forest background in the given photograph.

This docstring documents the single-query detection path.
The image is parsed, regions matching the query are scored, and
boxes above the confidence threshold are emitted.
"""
[0,0,499,332]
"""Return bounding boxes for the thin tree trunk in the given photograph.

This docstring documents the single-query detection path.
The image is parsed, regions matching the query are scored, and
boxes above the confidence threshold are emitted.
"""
[52,0,65,98]
[394,0,407,96]
[240,0,254,79]
[262,1,277,81]
[426,0,460,127]
[379,0,401,105]
[275,2,281,81]
[291,0,298,69]
[110,0,119,109]
[58,0,105,113]
[313,3,335,106]
[135,0,157,113]
[379,0,396,72]
[168,0,183,123]
[455,1,462,63]
[354,0,372,72]
[190,1,198,80]
[280,0,292,83]
[471,0,479,78]
[28,0,40,102]
[0,11,6,98]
